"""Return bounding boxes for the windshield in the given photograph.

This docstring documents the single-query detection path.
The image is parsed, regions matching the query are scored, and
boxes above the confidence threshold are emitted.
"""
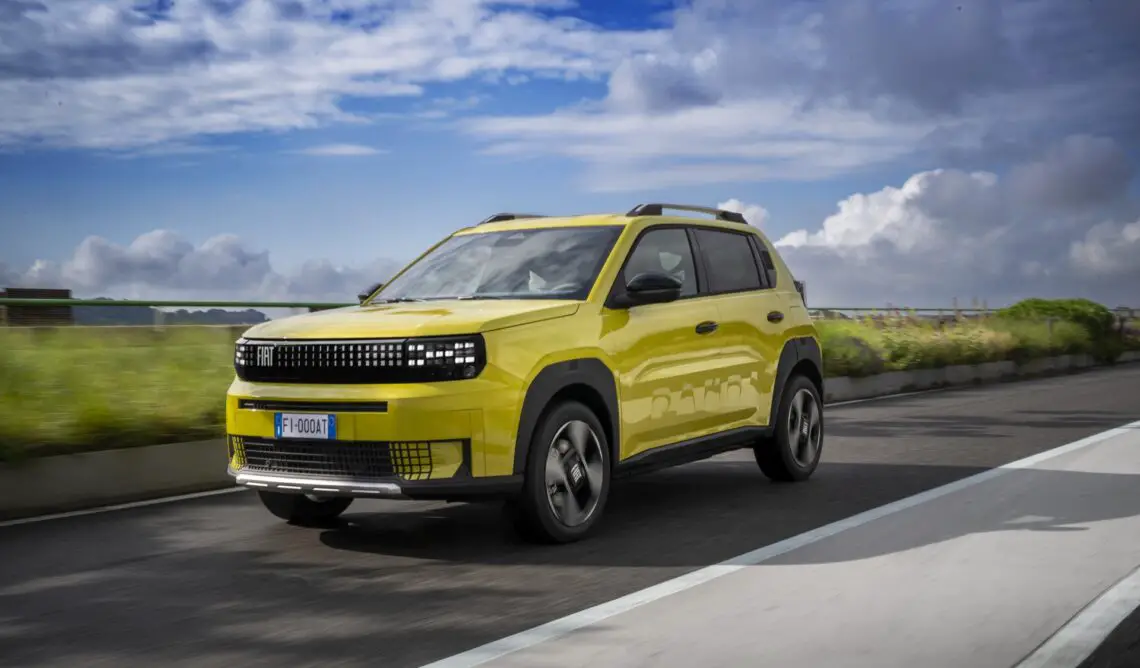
[371,225,623,302]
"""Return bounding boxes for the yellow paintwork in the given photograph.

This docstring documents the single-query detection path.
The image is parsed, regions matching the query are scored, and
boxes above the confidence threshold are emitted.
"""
[225,214,819,481]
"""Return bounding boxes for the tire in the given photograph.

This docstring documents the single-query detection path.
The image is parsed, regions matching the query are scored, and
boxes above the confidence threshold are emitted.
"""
[257,490,353,526]
[508,400,612,544]
[754,374,824,482]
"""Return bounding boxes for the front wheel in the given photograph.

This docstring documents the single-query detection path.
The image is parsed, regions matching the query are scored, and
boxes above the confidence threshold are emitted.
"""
[754,374,824,482]
[508,400,612,544]
[257,490,353,526]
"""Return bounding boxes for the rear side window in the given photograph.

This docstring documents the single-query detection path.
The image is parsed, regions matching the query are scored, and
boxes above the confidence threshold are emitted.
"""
[693,228,764,294]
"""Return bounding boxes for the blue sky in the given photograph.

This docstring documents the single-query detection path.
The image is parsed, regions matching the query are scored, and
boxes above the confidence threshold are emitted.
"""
[2,0,1139,307]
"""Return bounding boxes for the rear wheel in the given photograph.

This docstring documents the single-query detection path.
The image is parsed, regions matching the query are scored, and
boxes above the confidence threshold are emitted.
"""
[508,400,611,543]
[755,374,823,482]
[257,491,353,526]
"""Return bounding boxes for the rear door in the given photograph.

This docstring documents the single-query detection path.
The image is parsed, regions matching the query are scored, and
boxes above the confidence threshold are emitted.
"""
[689,226,783,430]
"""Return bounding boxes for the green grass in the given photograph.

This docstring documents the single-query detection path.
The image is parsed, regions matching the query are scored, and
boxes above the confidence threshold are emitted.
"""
[0,327,235,462]
[0,316,1133,461]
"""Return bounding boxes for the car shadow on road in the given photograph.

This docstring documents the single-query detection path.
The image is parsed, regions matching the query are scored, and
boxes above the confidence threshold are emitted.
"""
[318,451,1140,570]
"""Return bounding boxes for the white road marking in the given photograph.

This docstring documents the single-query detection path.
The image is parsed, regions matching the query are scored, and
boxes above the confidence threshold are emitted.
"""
[1015,561,1140,668]
[0,486,246,528]
[418,420,1140,668]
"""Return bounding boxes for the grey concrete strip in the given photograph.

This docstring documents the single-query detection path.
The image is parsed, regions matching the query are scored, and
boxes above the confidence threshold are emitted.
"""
[471,425,1140,668]
[1019,561,1140,668]
[0,365,1137,668]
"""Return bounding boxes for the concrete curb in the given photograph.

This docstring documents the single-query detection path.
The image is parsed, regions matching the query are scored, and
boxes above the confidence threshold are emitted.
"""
[0,439,231,521]
[2,351,1139,522]
[824,351,1139,403]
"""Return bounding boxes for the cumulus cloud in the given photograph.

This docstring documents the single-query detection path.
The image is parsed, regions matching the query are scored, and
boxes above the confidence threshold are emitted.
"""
[464,0,1140,191]
[749,135,1140,307]
[2,230,404,302]
[0,0,665,151]
[717,198,769,226]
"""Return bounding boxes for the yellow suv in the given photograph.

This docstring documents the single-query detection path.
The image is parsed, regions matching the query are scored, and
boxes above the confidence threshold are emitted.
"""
[226,203,824,543]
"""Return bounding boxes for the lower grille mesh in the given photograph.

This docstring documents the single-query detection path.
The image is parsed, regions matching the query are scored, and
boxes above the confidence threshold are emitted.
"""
[232,437,434,481]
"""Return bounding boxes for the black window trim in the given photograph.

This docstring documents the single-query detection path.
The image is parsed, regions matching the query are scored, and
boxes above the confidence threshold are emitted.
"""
[748,234,779,289]
[603,223,707,309]
[688,225,770,298]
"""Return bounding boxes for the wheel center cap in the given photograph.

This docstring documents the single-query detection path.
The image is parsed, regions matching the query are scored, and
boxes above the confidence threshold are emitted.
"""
[800,418,810,438]
[567,458,586,489]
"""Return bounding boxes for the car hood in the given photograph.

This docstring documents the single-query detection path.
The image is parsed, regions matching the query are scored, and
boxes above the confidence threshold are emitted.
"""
[241,299,581,340]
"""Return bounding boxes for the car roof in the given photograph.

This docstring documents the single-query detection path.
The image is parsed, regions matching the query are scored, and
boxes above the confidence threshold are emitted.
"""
[453,211,759,236]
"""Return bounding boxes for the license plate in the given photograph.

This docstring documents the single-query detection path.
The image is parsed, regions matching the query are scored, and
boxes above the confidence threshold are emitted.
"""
[275,413,337,440]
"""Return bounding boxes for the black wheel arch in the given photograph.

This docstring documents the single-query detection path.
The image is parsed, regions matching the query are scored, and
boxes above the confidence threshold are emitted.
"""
[513,358,621,475]
[768,336,824,428]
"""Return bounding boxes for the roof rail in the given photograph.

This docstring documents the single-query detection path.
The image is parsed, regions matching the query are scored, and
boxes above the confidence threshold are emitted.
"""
[625,203,748,225]
[477,213,549,226]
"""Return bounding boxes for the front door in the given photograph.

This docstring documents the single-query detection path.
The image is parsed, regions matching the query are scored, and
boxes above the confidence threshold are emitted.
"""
[599,226,725,460]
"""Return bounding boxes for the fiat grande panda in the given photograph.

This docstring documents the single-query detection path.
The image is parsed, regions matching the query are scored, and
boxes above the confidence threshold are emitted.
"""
[226,203,824,543]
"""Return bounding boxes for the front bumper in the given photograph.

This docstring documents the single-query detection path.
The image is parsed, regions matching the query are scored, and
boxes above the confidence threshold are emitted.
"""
[226,434,522,500]
[227,468,523,501]
[224,377,525,500]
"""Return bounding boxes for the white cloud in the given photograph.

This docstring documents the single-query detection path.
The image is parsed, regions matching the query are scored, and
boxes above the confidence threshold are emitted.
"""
[5,134,1137,308]
[293,143,385,156]
[741,135,1140,307]
[0,0,666,151]
[462,0,1140,191]
[2,229,404,302]
[716,198,769,226]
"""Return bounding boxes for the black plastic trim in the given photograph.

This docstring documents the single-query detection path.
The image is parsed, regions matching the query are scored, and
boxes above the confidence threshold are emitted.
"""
[400,475,524,501]
[238,399,389,413]
[512,358,621,475]
[613,426,766,478]
[767,336,824,427]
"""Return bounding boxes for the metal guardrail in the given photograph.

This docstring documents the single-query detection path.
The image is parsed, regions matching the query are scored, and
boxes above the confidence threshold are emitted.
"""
[0,297,1135,328]
[0,298,350,309]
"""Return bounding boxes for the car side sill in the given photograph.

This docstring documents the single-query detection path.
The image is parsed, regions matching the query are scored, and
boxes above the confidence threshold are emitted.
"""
[613,425,772,479]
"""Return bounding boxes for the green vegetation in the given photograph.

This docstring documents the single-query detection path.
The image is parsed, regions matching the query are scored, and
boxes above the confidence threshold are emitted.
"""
[0,327,236,462]
[0,298,1135,461]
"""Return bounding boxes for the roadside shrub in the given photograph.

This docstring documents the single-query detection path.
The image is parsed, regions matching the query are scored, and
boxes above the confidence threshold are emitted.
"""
[997,298,1117,341]
[816,321,887,377]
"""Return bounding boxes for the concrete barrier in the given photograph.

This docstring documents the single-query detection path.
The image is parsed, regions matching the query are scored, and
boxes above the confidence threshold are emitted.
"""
[0,439,231,521]
[824,352,1136,403]
[2,351,1139,522]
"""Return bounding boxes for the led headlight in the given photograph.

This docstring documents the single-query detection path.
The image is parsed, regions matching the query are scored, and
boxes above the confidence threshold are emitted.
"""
[403,335,486,381]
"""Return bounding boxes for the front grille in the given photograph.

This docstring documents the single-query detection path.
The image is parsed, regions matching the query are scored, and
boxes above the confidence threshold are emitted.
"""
[232,437,435,482]
[234,336,485,384]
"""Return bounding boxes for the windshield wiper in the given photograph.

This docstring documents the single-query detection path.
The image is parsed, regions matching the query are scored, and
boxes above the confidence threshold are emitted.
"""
[371,297,427,303]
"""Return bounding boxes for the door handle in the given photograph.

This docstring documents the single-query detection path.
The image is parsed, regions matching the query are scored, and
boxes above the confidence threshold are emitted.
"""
[695,321,719,334]
[767,311,784,323]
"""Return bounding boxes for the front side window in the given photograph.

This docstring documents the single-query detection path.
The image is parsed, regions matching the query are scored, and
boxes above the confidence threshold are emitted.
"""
[620,227,699,298]
[693,228,764,294]
[372,226,622,302]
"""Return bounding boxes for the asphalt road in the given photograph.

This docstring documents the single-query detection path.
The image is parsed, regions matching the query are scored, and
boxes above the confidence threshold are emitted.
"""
[1078,601,1140,668]
[3,364,1139,668]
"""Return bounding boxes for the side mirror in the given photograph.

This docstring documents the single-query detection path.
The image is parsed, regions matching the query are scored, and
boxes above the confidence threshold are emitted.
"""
[618,272,683,307]
[358,282,383,303]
